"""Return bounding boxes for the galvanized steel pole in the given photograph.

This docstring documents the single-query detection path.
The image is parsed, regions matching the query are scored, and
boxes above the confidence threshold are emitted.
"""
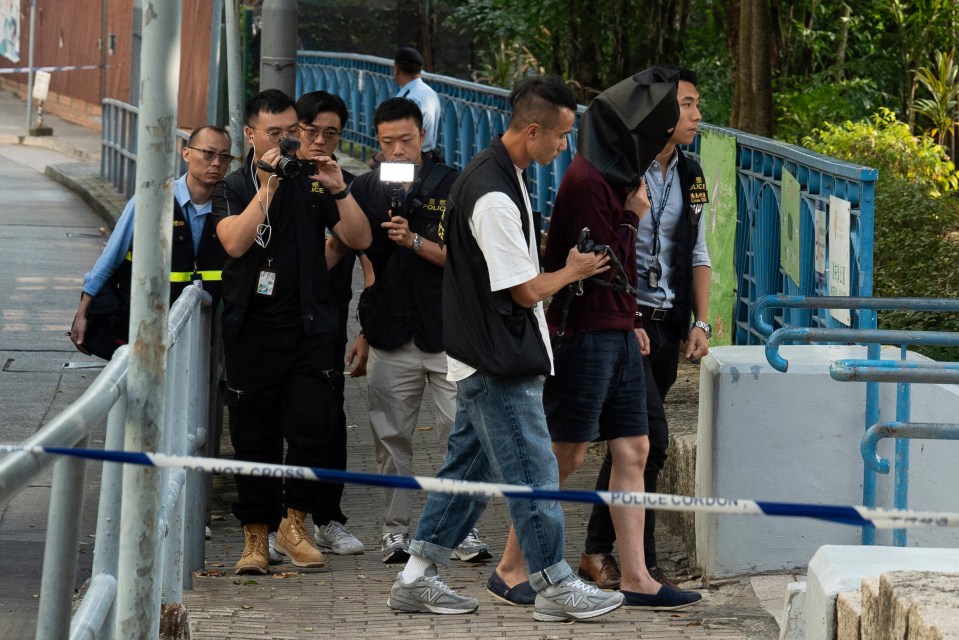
[114,1,182,637]
[25,0,37,132]
[259,0,297,95]
[224,0,245,162]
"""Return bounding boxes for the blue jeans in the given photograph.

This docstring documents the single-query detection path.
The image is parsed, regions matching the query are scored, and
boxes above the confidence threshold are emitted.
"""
[408,371,574,591]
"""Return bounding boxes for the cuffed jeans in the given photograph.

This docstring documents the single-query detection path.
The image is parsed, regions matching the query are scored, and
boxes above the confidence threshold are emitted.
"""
[408,371,573,591]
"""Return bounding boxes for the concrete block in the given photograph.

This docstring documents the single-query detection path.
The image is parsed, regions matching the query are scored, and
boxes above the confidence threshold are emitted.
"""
[695,345,959,578]
[780,581,806,640]
[837,590,863,640]
[805,546,959,640]
[861,577,881,640]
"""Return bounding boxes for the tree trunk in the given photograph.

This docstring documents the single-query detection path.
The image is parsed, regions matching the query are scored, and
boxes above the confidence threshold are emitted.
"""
[731,0,773,136]
[419,0,432,70]
[834,3,851,81]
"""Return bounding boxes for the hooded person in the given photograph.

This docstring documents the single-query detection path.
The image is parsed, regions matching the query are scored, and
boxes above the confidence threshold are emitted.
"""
[532,67,704,610]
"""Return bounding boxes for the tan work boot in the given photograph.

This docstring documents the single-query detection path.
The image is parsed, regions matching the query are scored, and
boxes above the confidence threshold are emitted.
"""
[235,523,270,575]
[275,508,326,568]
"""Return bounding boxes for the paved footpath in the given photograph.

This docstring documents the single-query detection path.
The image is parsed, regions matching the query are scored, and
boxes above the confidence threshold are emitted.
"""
[0,86,788,639]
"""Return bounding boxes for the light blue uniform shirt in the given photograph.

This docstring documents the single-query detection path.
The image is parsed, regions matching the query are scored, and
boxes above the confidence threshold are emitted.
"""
[397,77,442,153]
[82,174,212,296]
[635,151,711,309]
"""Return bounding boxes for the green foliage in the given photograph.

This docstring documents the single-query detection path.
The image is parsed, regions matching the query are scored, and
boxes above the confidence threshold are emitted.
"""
[912,50,959,146]
[775,76,879,145]
[871,177,959,360]
[803,108,959,196]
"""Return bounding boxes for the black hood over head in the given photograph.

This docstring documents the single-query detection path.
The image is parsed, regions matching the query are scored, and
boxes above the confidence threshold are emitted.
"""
[577,65,681,188]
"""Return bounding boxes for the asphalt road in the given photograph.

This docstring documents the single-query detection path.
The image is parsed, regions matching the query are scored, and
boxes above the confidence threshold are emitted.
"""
[0,144,109,638]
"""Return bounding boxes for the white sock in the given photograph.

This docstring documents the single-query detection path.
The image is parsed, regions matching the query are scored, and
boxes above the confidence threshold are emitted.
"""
[401,555,433,584]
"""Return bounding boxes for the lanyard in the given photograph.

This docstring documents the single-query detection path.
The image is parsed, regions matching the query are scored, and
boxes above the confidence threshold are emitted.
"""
[644,165,675,260]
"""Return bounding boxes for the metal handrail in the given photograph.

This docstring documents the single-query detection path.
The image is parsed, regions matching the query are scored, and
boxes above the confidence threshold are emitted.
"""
[0,286,213,639]
[861,422,959,474]
[752,293,959,547]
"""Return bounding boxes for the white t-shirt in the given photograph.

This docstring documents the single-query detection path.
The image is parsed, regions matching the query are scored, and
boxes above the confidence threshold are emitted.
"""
[447,166,553,381]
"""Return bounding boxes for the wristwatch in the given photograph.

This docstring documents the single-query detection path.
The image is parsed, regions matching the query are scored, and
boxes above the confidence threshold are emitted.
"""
[331,184,351,200]
[411,233,423,252]
[692,320,712,339]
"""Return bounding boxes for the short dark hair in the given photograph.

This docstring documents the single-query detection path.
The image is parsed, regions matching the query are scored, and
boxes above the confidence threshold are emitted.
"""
[245,89,295,125]
[373,97,424,131]
[296,91,349,129]
[678,67,699,86]
[187,124,230,147]
[396,59,423,76]
[508,75,577,131]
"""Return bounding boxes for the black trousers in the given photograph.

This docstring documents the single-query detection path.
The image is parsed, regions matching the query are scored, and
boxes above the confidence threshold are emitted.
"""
[224,323,343,528]
[584,320,681,567]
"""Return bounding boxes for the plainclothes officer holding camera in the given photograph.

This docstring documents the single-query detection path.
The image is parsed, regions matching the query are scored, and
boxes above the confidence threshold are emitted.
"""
[212,89,371,576]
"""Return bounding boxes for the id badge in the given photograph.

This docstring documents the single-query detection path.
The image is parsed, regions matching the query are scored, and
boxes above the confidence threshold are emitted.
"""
[255,267,277,297]
[648,269,659,289]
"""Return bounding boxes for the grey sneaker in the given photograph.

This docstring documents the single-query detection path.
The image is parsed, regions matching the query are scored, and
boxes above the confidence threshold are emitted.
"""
[451,528,492,562]
[381,532,410,564]
[266,531,283,565]
[533,576,624,622]
[314,521,365,555]
[387,569,479,614]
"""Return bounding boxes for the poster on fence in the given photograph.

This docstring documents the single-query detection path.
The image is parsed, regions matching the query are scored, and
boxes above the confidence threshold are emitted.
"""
[0,0,18,63]
[698,128,737,345]
[829,195,851,325]
[780,169,802,284]
[814,199,827,290]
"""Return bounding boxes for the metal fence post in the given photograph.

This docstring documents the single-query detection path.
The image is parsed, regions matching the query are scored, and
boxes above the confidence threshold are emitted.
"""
[114,1,182,637]
[224,0,245,162]
[34,438,89,640]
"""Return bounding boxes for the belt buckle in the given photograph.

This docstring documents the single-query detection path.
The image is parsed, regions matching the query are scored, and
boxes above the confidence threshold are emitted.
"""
[650,308,668,321]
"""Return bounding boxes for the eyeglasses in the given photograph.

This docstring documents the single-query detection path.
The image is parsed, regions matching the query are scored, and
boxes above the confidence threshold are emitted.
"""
[252,127,301,142]
[299,126,342,141]
[188,147,234,163]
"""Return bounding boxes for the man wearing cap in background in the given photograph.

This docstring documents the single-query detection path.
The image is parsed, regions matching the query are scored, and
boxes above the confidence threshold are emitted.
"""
[370,46,443,169]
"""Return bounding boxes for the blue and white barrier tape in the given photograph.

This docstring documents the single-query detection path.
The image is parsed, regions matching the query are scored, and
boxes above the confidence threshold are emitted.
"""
[0,64,105,74]
[2,444,956,530]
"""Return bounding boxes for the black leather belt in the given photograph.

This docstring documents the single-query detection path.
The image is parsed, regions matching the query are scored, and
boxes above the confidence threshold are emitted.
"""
[637,305,671,322]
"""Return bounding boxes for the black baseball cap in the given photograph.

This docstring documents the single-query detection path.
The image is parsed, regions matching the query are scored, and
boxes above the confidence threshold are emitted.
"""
[394,47,425,66]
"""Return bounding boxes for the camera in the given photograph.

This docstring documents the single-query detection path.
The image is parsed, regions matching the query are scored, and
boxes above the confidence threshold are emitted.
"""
[258,137,317,179]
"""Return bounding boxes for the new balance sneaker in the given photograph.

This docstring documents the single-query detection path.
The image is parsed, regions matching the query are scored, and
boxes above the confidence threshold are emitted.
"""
[267,530,283,565]
[533,576,624,622]
[381,532,410,564]
[387,568,479,614]
[451,528,492,562]
[314,521,365,555]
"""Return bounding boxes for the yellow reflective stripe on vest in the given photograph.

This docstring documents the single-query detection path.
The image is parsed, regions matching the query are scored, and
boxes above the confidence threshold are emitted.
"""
[169,270,222,282]
[125,253,221,281]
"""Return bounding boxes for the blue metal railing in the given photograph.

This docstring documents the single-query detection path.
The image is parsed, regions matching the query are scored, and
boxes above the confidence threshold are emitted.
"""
[753,294,959,546]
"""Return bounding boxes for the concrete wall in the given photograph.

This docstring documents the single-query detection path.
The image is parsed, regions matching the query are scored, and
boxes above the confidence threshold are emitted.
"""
[695,345,959,578]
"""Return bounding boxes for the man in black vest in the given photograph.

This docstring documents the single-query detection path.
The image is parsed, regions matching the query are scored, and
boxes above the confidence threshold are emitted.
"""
[350,98,492,564]
[577,67,713,592]
[212,89,371,575]
[388,76,622,622]
[69,125,233,358]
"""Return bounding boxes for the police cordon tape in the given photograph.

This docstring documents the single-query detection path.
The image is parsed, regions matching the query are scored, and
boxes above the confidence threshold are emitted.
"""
[0,64,105,74]
[3,444,957,530]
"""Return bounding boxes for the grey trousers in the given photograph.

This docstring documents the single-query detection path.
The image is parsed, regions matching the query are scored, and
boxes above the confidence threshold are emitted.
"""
[367,341,455,534]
